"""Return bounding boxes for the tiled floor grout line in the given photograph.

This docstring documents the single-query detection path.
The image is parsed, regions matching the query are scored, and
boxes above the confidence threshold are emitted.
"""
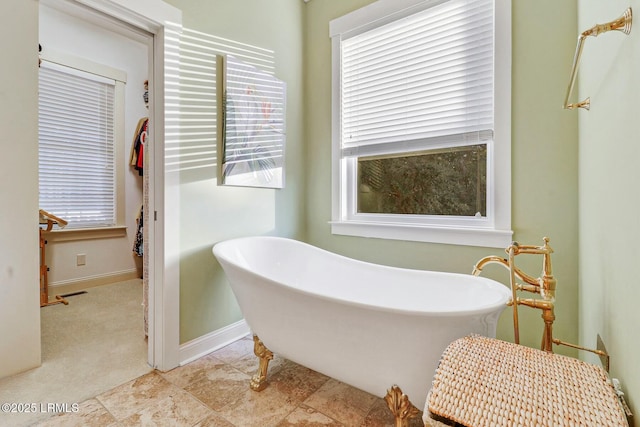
[93,397,118,425]
[179,385,221,427]
[164,368,239,427]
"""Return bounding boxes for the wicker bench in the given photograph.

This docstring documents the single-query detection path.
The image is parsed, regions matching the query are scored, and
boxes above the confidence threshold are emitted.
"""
[425,335,628,427]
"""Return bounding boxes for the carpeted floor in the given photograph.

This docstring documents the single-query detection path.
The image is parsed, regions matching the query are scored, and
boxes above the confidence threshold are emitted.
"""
[0,279,151,427]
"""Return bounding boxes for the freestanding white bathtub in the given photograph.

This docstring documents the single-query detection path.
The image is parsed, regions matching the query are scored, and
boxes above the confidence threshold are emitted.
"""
[212,236,510,421]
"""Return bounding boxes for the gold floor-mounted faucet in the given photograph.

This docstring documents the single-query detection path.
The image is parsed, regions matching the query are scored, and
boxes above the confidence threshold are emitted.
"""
[473,237,610,370]
[473,238,555,350]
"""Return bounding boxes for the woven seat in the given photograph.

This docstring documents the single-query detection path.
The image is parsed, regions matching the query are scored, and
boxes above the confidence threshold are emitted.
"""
[426,335,628,427]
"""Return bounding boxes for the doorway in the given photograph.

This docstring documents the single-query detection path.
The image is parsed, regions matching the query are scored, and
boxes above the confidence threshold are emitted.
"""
[37,0,182,372]
[38,0,152,373]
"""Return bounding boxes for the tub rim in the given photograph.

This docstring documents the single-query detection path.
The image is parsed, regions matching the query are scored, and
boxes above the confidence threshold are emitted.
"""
[213,235,511,318]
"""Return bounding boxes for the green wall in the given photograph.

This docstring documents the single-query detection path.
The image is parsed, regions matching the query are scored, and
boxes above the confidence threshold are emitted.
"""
[164,0,306,343]
[303,0,580,352]
[578,0,640,417]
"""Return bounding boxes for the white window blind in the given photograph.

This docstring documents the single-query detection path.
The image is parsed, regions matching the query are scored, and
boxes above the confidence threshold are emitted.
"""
[340,0,494,158]
[39,62,116,228]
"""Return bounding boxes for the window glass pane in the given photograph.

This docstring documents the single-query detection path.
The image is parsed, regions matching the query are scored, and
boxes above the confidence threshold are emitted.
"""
[357,144,486,216]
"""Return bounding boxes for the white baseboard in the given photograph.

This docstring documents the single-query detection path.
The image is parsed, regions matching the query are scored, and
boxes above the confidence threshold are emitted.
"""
[179,319,251,366]
[48,269,140,300]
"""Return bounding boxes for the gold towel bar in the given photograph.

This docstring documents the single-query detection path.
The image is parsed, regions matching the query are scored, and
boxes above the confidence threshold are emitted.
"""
[563,7,632,110]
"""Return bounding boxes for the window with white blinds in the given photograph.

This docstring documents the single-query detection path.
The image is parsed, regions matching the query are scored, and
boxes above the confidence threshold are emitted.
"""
[39,62,117,228]
[330,0,512,247]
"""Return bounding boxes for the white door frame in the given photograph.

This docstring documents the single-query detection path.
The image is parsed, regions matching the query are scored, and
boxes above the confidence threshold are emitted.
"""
[71,0,183,371]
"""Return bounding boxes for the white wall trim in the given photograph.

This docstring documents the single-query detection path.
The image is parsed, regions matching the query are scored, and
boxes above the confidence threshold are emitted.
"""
[40,48,128,83]
[73,0,181,34]
[330,221,513,248]
[48,267,137,287]
[178,320,251,366]
[329,0,431,38]
[47,269,139,303]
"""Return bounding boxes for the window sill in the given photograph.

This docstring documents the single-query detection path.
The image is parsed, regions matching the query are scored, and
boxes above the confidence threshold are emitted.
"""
[42,226,127,242]
[330,221,513,248]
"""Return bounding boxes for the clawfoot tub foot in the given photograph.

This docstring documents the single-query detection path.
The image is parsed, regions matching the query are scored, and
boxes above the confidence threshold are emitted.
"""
[250,335,273,391]
[384,385,421,427]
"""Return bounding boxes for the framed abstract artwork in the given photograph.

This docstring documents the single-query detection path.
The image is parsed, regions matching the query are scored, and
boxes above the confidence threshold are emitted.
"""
[222,55,286,188]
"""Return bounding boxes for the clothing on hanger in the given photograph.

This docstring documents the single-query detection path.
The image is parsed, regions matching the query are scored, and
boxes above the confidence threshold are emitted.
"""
[130,117,148,176]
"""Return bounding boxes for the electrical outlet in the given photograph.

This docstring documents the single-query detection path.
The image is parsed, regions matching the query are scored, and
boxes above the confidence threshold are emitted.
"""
[76,254,86,266]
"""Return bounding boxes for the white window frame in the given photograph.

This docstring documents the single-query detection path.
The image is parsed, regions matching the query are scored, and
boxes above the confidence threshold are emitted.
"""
[329,0,512,248]
[39,49,127,233]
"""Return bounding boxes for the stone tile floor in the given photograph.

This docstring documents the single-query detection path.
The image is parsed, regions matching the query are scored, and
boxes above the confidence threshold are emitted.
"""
[34,336,428,426]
